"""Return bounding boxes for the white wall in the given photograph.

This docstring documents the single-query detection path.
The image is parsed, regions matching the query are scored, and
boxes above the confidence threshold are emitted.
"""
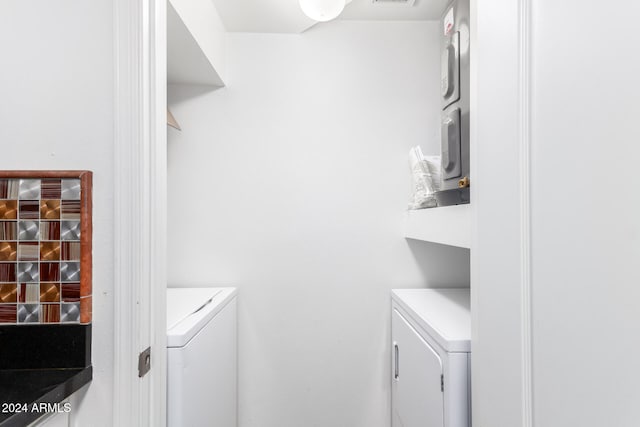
[0,2,114,426]
[167,21,469,427]
[530,2,640,426]
[472,1,640,426]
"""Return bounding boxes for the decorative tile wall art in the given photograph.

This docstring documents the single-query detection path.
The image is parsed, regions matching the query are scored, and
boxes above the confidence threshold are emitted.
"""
[0,171,92,324]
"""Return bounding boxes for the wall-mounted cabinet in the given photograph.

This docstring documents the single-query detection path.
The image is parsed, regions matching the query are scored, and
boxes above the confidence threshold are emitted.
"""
[168,0,227,87]
[405,204,470,249]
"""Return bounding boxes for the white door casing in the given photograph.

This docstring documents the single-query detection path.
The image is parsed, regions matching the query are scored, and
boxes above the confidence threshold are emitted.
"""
[113,0,167,425]
[470,0,533,426]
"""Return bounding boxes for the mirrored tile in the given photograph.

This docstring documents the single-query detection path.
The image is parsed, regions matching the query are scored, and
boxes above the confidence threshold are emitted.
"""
[17,303,39,323]
[61,262,80,282]
[61,221,80,240]
[19,179,40,200]
[61,179,81,200]
[17,262,39,282]
[18,221,39,241]
[61,302,80,323]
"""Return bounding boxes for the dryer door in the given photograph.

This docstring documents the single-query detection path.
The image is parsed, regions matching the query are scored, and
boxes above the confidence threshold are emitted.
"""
[392,308,445,427]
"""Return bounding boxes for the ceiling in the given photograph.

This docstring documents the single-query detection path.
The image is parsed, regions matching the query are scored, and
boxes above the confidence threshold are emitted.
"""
[210,0,449,33]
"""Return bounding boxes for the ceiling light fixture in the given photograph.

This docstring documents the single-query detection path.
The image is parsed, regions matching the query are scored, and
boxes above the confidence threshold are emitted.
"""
[299,0,346,22]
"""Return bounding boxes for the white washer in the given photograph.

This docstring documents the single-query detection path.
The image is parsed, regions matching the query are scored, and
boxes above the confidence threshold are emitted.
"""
[166,287,237,427]
[391,288,471,427]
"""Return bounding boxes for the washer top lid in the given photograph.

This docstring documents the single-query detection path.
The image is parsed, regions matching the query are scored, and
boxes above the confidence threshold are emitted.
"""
[166,287,222,331]
[166,287,236,348]
[392,288,470,352]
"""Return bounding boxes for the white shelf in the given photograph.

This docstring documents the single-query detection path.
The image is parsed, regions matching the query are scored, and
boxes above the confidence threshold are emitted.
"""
[168,0,226,87]
[404,204,471,249]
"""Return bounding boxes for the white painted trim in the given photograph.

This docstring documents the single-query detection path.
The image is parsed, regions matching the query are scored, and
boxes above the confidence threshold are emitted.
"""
[149,0,168,424]
[471,0,533,424]
[518,0,534,425]
[113,0,144,422]
[113,0,167,425]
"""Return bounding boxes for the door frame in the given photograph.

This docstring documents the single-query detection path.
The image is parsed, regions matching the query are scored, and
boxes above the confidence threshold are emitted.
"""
[470,0,533,425]
[113,0,167,425]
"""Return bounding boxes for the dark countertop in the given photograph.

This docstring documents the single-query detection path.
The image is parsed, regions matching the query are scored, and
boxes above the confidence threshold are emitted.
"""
[0,366,92,427]
[0,324,93,427]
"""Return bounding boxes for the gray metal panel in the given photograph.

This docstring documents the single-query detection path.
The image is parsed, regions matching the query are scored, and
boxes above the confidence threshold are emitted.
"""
[437,0,470,199]
[442,108,462,180]
[442,31,460,109]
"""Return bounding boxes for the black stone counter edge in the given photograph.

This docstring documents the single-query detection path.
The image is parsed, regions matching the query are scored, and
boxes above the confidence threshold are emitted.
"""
[0,366,92,427]
[0,325,91,370]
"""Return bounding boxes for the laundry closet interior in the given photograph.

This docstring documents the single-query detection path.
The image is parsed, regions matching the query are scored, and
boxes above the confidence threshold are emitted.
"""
[164,0,470,425]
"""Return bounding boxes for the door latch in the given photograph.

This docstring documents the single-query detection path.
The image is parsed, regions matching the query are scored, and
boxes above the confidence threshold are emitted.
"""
[138,347,151,378]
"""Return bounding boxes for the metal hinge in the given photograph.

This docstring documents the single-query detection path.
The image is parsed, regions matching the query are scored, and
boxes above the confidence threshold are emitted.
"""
[440,374,444,392]
[138,347,151,378]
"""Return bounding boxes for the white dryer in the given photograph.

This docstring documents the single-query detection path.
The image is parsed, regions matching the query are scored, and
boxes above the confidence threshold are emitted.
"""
[391,288,471,427]
[166,287,237,427]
